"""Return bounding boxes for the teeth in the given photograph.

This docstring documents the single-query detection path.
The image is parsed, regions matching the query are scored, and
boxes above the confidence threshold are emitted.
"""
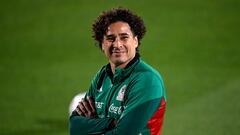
[113,51,123,53]
[113,50,120,53]
[112,48,125,53]
[112,50,122,53]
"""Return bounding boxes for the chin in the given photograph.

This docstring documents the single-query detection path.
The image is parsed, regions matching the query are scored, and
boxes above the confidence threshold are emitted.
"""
[114,60,124,65]
[113,58,128,66]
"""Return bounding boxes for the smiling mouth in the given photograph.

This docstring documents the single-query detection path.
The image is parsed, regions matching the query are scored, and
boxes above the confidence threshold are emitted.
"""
[111,48,126,54]
[112,50,125,53]
[111,51,126,56]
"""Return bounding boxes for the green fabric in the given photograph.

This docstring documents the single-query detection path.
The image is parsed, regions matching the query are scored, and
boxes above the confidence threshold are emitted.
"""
[104,98,162,135]
[69,57,166,135]
[70,111,114,135]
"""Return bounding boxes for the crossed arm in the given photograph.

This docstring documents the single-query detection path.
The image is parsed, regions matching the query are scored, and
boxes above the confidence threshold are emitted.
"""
[70,72,165,135]
[75,96,97,118]
[69,96,116,135]
[69,96,162,135]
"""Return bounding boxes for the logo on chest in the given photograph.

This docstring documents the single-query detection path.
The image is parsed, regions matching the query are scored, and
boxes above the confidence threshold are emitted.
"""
[109,103,124,115]
[116,85,127,101]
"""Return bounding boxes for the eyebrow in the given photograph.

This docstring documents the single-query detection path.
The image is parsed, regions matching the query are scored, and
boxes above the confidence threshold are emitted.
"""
[105,34,115,38]
[119,33,129,36]
[105,33,130,37]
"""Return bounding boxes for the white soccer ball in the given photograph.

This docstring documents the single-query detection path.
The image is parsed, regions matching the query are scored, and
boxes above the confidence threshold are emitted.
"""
[69,92,86,116]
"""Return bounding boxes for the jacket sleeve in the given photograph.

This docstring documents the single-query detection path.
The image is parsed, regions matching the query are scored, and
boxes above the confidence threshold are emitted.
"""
[70,67,110,135]
[69,111,114,135]
[104,72,166,135]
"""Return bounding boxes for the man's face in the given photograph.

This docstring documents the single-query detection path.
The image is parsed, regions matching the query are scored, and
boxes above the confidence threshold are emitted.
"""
[102,21,138,68]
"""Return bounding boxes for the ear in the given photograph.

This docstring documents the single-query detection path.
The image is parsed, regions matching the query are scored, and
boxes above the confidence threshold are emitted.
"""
[101,40,105,51]
[134,36,138,48]
[101,44,105,52]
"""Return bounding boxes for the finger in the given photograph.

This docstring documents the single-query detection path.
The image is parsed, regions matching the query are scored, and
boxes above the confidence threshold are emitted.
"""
[109,119,117,129]
[82,99,93,116]
[76,106,84,116]
[79,101,88,116]
[87,96,96,114]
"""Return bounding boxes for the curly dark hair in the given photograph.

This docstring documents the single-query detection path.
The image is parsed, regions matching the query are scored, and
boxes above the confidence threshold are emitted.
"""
[92,7,146,51]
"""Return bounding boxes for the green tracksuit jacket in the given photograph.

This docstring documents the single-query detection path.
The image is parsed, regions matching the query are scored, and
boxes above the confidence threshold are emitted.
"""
[70,55,167,135]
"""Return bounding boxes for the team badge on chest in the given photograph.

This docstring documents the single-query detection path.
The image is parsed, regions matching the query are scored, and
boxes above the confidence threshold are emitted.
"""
[116,85,127,101]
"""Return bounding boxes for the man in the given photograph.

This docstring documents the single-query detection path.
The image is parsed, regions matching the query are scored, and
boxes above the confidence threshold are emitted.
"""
[69,7,167,135]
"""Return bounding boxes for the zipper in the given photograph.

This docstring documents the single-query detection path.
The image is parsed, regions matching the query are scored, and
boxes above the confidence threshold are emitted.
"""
[105,83,114,116]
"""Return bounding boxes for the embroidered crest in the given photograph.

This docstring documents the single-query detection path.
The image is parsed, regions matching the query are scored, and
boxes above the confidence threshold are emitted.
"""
[116,85,127,101]
[95,101,104,109]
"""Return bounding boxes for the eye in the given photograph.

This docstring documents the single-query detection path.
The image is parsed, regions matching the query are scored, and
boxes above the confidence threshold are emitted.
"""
[120,36,128,40]
[106,36,115,42]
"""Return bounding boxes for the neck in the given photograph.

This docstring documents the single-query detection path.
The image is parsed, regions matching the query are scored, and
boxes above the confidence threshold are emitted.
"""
[110,55,136,74]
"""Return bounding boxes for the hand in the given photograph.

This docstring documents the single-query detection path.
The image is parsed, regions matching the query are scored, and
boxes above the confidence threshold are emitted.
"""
[76,96,97,118]
[108,119,117,129]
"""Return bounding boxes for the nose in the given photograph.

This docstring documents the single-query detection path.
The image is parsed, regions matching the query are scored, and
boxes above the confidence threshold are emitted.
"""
[112,37,123,48]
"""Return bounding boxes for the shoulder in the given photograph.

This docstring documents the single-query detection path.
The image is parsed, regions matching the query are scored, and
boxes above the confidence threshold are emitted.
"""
[126,59,165,93]
[132,59,164,83]
[125,60,165,103]
[93,64,108,80]
[90,64,108,89]
[125,59,167,102]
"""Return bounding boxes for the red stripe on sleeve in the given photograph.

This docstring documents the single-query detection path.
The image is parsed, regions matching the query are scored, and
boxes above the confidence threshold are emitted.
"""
[147,97,166,135]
